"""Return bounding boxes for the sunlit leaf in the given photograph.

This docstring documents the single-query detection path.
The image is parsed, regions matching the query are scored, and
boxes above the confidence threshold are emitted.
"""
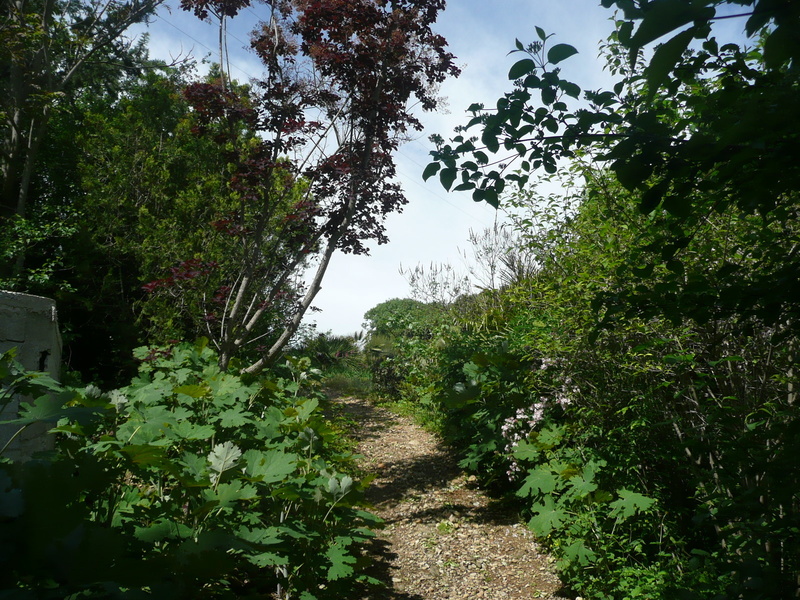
[208,441,242,479]
[609,489,656,522]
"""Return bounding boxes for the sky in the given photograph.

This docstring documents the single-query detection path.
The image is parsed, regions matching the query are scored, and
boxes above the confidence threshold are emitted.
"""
[133,1,619,336]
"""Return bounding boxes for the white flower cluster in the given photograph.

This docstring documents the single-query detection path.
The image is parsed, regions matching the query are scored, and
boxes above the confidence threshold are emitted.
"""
[500,364,578,481]
[501,400,548,480]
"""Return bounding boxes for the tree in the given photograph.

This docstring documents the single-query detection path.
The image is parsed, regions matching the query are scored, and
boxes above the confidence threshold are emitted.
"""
[363,297,441,340]
[0,0,163,222]
[161,0,459,373]
[425,0,800,333]
[59,66,258,383]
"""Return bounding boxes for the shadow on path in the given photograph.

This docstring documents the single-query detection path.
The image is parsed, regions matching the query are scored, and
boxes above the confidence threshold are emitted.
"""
[336,395,527,520]
[351,537,425,600]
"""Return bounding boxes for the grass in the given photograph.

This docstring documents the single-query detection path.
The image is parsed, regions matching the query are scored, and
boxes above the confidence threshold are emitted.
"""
[321,364,373,397]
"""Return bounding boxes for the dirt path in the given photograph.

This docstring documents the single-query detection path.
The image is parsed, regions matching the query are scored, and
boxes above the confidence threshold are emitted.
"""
[335,395,565,600]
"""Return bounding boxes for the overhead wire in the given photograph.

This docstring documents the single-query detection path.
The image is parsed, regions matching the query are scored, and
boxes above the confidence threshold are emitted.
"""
[150,8,498,232]
[153,11,257,81]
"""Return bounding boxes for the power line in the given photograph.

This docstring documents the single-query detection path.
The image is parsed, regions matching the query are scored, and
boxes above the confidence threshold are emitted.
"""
[154,12,259,82]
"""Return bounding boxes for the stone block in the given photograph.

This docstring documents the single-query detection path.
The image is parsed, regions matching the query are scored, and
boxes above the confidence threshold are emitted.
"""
[0,291,62,461]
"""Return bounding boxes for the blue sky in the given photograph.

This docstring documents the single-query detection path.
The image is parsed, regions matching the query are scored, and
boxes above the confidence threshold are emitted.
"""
[133,1,626,335]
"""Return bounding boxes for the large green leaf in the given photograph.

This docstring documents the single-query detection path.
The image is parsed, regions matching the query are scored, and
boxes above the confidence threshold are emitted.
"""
[562,539,597,566]
[564,472,598,500]
[170,419,215,441]
[217,407,252,428]
[517,467,558,498]
[422,162,440,181]
[512,440,541,461]
[208,441,242,482]
[439,167,457,191]
[243,449,297,483]
[629,1,711,48]
[325,536,357,581]
[547,43,578,65]
[609,488,656,522]
[204,480,259,508]
[508,58,536,80]
[535,424,565,448]
[527,496,566,536]
[180,451,211,482]
[173,384,208,399]
[237,525,282,546]
[134,518,191,543]
[0,391,95,426]
[645,29,693,97]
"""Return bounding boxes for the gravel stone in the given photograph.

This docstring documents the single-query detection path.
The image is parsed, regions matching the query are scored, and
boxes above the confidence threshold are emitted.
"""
[334,395,568,600]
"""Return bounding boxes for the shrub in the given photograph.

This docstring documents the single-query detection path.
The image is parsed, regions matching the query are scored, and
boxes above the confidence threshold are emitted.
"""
[0,341,380,599]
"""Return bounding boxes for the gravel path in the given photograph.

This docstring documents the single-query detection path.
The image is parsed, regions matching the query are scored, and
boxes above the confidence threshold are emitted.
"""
[334,395,566,600]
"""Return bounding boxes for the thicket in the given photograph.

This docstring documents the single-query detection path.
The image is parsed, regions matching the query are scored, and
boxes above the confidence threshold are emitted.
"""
[377,167,799,599]
[1,340,380,598]
[374,2,800,595]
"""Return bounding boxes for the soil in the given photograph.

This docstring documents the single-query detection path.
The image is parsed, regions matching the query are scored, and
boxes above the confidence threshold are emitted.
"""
[333,394,568,600]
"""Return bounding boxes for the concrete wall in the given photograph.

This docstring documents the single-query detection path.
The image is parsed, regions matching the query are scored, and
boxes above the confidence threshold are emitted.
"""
[0,291,62,460]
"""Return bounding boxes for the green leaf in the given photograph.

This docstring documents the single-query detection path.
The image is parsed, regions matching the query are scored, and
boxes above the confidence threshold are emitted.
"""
[562,539,597,566]
[645,29,692,97]
[640,179,669,212]
[248,551,289,567]
[613,155,652,190]
[535,26,547,42]
[508,58,536,80]
[558,80,581,99]
[122,444,171,467]
[547,43,578,65]
[170,420,215,440]
[565,473,598,499]
[208,441,242,480]
[237,526,282,546]
[326,537,357,581]
[243,449,297,483]
[629,1,709,48]
[217,407,252,428]
[517,467,558,498]
[422,162,440,181]
[763,24,800,71]
[527,496,566,536]
[205,480,258,507]
[662,193,691,218]
[439,167,457,191]
[512,440,541,462]
[482,116,502,153]
[535,424,565,448]
[180,451,210,481]
[173,384,208,398]
[135,518,189,543]
[0,391,88,426]
[609,489,656,522]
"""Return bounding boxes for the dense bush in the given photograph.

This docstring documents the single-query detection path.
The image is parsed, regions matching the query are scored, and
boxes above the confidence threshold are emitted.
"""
[0,341,379,599]
[380,169,800,599]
